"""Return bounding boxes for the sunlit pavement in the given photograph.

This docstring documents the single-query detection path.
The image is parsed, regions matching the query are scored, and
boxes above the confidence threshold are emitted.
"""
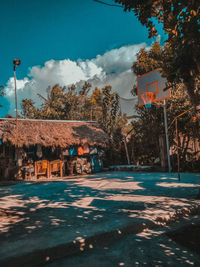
[0,172,200,266]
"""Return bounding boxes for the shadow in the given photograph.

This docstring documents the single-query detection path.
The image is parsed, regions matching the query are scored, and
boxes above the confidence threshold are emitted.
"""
[0,171,200,266]
[167,222,200,255]
[45,227,200,267]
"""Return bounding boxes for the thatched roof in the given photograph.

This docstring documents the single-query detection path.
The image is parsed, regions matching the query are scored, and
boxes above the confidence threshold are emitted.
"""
[0,118,108,148]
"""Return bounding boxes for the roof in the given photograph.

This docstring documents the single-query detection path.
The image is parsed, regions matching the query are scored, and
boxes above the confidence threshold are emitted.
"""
[0,118,108,148]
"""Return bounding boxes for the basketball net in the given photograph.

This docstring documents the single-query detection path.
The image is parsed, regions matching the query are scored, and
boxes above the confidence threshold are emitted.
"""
[141,92,155,108]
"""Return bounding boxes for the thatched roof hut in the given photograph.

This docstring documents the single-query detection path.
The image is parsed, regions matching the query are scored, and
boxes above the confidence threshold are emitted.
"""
[0,118,108,148]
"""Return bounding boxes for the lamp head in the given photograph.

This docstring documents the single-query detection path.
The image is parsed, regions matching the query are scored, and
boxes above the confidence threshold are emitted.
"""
[13,59,21,66]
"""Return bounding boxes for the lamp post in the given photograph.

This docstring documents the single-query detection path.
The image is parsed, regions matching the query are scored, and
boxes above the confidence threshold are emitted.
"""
[13,59,21,120]
[13,59,21,152]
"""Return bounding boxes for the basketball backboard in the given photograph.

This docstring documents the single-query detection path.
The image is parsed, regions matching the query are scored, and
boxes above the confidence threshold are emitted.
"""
[137,69,170,107]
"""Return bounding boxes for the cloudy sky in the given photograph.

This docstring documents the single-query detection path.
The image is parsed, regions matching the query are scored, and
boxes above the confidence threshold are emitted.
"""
[0,0,164,117]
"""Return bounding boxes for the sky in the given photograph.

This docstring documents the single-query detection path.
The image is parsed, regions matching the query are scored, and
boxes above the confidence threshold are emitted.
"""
[0,0,165,117]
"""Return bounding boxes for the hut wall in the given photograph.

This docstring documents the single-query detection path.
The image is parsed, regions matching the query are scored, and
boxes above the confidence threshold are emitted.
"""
[0,144,16,179]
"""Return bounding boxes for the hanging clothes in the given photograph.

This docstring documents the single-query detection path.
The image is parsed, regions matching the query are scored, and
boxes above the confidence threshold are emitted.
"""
[77,146,84,156]
[62,148,69,156]
[82,143,90,154]
[98,149,104,157]
[91,155,102,172]
[90,147,98,155]
[69,146,77,156]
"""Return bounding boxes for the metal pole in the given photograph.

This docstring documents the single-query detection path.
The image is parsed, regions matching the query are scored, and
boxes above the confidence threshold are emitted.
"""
[13,66,18,144]
[13,59,21,172]
[163,100,171,172]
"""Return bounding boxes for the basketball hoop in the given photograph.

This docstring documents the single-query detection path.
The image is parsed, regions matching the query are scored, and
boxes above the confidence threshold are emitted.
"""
[137,69,170,107]
[141,92,155,108]
[137,69,172,173]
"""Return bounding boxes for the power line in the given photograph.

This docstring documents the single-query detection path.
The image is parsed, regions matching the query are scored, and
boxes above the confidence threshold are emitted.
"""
[93,0,123,8]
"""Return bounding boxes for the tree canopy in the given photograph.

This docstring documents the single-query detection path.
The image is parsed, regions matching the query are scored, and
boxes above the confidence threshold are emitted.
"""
[114,0,200,121]
[130,41,199,171]
[21,83,129,165]
[0,86,4,108]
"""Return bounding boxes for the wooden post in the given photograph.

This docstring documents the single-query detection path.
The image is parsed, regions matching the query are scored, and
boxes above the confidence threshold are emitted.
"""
[176,118,181,180]
[49,162,51,178]
[47,161,50,179]
[163,100,171,172]
[60,160,63,177]
[35,162,37,180]
[123,137,130,165]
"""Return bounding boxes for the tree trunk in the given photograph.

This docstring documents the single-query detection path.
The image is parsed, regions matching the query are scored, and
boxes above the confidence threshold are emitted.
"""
[159,135,168,170]
[184,78,200,128]
[185,77,200,199]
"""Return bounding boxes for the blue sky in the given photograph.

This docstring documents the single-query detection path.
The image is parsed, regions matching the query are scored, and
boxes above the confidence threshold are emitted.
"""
[0,0,164,116]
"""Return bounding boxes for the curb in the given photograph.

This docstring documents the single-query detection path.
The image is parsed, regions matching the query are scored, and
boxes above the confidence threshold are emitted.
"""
[1,204,200,267]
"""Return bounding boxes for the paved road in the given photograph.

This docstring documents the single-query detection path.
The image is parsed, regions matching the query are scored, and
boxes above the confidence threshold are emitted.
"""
[0,172,200,266]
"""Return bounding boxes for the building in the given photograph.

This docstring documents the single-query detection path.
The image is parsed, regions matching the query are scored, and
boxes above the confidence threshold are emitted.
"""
[0,118,108,180]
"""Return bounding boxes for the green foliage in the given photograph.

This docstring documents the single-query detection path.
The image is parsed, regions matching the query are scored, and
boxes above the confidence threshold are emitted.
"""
[130,42,199,170]
[21,99,39,119]
[90,87,103,121]
[101,86,121,136]
[22,84,71,120]
[0,86,4,108]
[21,83,128,164]
[77,82,93,120]
[132,42,163,76]
[131,42,165,95]
[130,86,198,169]
[115,0,200,120]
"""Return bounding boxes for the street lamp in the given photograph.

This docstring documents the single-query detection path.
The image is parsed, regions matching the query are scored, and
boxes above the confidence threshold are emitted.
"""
[13,59,21,148]
[13,59,21,119]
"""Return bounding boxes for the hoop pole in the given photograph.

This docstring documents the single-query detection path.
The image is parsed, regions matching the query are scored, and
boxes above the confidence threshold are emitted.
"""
[163,100,171,172]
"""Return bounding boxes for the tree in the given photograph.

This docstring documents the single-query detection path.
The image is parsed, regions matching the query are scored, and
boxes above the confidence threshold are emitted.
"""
[130,86,198,169]
[130,42,199,170]
[114,0,200,121]
[90,87,103,121]
[99,86,128,165]
[21,84,71,120]
[77,82,93,120]
[21,83,128,165]
[21,99,39,119]
[0,86,4,108]
[101,86,119,136]
[132,41,163,76]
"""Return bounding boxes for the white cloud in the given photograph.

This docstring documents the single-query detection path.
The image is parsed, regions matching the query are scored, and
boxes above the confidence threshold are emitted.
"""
[3,42,147,116]
[29,59,104,87]
[5,77,29,97]
[92,43,146,74]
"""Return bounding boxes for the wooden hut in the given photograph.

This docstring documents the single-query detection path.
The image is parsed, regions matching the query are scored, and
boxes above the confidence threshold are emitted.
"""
[0,118,108,180]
